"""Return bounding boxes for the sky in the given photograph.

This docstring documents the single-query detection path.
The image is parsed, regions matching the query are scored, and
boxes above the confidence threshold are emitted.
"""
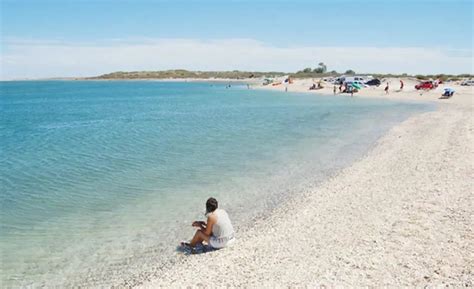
[1,0,473,79]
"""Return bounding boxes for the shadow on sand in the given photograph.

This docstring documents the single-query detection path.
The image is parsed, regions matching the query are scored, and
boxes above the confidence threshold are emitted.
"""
[176,243,219,255]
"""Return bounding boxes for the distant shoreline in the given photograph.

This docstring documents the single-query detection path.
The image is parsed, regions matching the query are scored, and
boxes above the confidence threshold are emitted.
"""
[0,77,261,83]
[3,69,471,82]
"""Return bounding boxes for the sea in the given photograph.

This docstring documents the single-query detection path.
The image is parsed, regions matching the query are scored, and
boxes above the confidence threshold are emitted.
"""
[0,80,432,287]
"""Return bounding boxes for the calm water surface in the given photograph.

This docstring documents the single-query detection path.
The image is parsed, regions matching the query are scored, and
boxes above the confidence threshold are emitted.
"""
[0,81,431,287]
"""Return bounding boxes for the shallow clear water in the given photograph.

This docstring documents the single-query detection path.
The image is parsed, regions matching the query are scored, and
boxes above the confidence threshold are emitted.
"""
[0,81,431,287]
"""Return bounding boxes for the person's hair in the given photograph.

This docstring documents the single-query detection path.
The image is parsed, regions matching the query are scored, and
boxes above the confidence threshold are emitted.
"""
[206,197,218,213]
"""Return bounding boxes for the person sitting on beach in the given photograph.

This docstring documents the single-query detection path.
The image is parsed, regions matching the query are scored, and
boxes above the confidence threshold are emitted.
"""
[181,197,235,251]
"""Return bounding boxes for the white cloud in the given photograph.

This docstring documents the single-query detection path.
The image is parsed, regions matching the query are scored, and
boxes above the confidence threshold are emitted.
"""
[1,38,472,80]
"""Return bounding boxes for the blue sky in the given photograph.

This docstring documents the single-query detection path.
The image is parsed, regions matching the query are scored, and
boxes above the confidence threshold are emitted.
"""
[1,0,473,79]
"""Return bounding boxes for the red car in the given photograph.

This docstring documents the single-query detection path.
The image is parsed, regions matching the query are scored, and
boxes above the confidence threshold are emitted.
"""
[415,81,437,90]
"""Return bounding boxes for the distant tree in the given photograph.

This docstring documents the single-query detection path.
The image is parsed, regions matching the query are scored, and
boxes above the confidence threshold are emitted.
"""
[302,67,312,73]
[345,69,355,75]
[312,62,327,74]
[329,70,338,74]
[415,75,427,80]
[318,62,327,73]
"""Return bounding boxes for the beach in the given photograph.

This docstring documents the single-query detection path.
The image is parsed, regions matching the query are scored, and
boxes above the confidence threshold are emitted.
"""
[3,0,472,286]
[255,77,472,105]
[138,79,473,287]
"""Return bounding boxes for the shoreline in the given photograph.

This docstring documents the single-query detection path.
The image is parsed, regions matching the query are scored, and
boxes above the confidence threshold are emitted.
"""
[0,77,261,83]
[137,81,472,287]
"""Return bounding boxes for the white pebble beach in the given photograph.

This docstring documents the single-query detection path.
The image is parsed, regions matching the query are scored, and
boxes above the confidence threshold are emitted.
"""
[138,79,473,287]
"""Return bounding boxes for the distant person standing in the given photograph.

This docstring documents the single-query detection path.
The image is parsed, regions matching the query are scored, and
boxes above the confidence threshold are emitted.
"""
[333,85,337,95]
[385,82,389,94]
[400,80,404,90]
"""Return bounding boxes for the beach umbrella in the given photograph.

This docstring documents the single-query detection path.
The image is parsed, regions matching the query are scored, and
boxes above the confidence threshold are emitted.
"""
[351,82,362,90]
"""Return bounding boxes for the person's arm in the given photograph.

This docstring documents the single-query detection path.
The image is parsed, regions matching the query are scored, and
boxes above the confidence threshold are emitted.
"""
[192,221,206,230]
[203,214,217,237]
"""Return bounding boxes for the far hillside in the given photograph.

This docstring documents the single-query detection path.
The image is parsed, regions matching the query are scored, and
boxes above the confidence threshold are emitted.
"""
[91,65,473,81]
[92,70,287,80]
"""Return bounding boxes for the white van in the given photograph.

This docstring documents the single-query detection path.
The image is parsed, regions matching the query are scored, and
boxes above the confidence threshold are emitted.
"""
[339,75,371,84]
[460,79,474,86]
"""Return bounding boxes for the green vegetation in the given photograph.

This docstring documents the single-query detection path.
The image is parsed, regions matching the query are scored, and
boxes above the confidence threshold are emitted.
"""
[371,73,473,81]
[91,68,472,82]
[409,73,473,81]
[292,62,331,78]
[92,70,286,80]
[290,71,336,79]
[314,62,327,74]
[291,62,473,81]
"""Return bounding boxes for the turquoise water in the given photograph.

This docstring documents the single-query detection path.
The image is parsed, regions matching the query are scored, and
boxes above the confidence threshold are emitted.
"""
[1,81,430,287]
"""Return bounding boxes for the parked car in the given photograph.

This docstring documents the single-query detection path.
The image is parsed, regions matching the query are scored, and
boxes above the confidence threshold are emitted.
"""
[335,77,348,85]
[460,80,474,86]
[339,76,370,84]
[262,78,273,85]
[322,77,335,83]
[365,78,381,86]
[415,81,437,90]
